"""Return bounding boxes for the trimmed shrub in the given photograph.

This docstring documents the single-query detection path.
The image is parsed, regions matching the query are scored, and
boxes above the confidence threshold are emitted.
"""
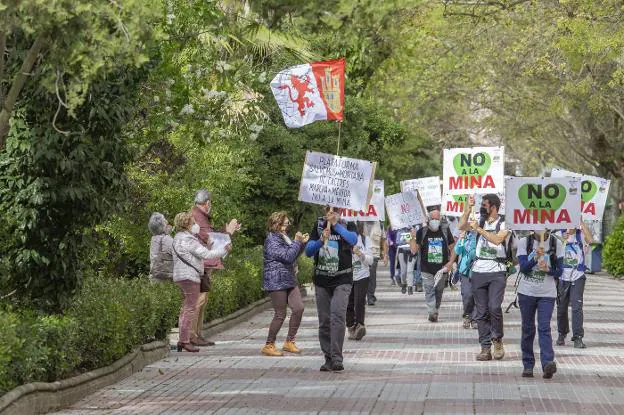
[604,215,624,278]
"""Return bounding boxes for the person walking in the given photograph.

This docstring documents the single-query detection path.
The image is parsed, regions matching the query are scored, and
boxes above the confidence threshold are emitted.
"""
[454,230,478,329]
[172,211,230,352]
[556,223,593,348]
[148,212,174,283]
[415,209,456,322]
[261,211,308,357]
[305,207,357,372]
[386,226,399,285]
[347,222,374,340]
[517,231,563,379]
[396,226,418,295]
[364,221,385,306]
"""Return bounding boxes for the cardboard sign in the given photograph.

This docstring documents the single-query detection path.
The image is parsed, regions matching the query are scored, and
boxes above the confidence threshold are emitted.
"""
[505,176,582,231]
[400,176,442,207]
[551,168,610,222]
[298,151,376,211]
[385,191,426,229]
[441,192,506,217]
[443,147,505,195]
[339,180,385,222]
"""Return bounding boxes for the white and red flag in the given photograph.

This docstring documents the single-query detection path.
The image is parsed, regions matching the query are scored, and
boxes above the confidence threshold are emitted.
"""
[270,58,345,128]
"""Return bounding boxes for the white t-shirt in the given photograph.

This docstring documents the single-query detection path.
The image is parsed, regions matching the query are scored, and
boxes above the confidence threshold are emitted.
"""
[472,218,509,274]
[561,234,585,282]
[352,235,374,281]
[516,236,563,298]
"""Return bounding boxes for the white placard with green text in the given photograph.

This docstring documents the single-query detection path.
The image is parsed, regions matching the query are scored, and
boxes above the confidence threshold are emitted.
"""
[551,168,610,222]
[443,146,505,195]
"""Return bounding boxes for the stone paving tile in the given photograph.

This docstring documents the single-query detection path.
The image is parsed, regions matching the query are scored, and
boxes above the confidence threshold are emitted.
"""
[50,268,624,414]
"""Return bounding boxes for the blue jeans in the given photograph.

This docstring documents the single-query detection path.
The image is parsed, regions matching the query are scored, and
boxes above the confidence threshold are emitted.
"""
[388,247,397,279]
[518,293,555,370]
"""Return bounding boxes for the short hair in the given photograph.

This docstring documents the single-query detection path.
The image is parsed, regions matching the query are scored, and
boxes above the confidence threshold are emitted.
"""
[482,194,501,211]
[194,188,212,205]
[174,211,194,231]
[148,212,168,235]
[268,211,289,232]
[428,209,441,219]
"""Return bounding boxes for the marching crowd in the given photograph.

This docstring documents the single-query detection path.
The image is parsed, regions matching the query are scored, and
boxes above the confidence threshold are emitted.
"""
[148,189,592,379]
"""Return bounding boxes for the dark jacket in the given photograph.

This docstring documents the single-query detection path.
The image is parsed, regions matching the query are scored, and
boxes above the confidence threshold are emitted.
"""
[263,232,304,291]
[191,206,224,270]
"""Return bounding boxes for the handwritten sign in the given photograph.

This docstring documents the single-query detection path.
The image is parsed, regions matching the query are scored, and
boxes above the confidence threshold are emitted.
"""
[400,176,442,207]
[505,176,581,231]
[443,147,505,195]
[551,168,610,222]
[298,151,376,211]
[339,180,385,222]
[385,191,426,229]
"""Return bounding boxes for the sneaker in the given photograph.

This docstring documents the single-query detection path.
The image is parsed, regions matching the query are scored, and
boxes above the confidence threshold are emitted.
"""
[522,368,534,378]
[492,338,505,360]
[367,300,375,306]
[331,361,344,371]
[320,361,332,372]
[463,316,471,329]
[416,283,423,292]
[261,343,283,357]
[574,338,586,349]
[556,334,565,346]
[354,323,367,340]
[476,347,492,361]
[282,340,301,354]
[347,325,356,340]
[401,284,407,294]
[543,362,557,379]
[408,286,413,295]
[471,320,478,330]
[428,313,435,322]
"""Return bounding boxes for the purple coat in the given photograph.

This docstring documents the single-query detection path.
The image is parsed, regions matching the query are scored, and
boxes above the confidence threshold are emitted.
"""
[263,232,304,291]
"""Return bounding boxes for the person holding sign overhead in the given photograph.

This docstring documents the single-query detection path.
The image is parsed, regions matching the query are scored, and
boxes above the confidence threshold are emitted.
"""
[305,207,358,372]
[516,231,564,379]
[459,194,510,362]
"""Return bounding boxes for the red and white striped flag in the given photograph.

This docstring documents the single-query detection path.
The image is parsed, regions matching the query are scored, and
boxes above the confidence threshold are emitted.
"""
[270,58,345,128]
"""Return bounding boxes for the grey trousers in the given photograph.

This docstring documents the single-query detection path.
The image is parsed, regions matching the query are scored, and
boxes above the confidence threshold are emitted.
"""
[421,271,445,313]
[367,258,379,303]
[460,275,477,319]
[557,276,586,340]
[471,271,507,347]
[315,284,352,364]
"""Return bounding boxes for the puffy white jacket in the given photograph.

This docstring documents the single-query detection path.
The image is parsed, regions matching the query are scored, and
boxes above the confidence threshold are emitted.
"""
[172,231,227,283]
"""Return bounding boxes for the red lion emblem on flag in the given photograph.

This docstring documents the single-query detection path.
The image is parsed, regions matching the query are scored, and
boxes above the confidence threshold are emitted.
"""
[279,75,315,116]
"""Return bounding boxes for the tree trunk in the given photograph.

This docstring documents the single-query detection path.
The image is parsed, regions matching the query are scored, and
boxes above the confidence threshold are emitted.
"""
[0,34,47,151]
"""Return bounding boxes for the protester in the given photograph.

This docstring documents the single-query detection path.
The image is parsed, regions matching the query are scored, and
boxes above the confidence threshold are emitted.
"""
[363,221,385,306]
[386,226,399,285]
[190,188,240,346]
[459,194,510,361]
[262,211,308,356]
[347,222,374,340]
[517,231,564,378]
[557,222,593,349]
[396,226,419,294]
[305,207,358,372]
[415,209,456,322]
[148,212,174,283]
[454,230,478,329]
[172,211,230,352]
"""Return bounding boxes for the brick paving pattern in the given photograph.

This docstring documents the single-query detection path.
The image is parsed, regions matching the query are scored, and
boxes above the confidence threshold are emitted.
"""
[51,268,624,414]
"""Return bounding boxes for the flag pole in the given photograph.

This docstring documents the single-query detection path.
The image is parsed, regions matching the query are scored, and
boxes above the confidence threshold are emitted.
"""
[337,121,342,155]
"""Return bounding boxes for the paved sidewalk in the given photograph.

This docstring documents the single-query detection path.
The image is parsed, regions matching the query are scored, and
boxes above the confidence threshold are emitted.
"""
[52,268,624,414]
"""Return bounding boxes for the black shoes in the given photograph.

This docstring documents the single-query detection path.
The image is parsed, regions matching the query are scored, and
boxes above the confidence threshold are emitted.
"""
[543,362,557,379]
[574,338,586,348]
[522,368,534,378]
[556,334,565,346]
[408,286,413,295]
[401,284,407,294]
[320,360,344,372]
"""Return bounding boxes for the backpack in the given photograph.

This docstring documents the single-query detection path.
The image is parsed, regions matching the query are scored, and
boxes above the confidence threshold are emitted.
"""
[525,232,558,275]
[476,217,515,265]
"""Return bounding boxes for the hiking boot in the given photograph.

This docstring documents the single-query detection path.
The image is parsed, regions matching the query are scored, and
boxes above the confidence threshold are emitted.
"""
[347,325,356,340]
[282,340,301,354]
[476,347,492,361]
[401,284,407,294]
[408,286,413,295]
[416,283,423,292]
[354,323,367,341]
[556,334,565,346]
[463,316,471,329]
[320,361,332,372]
[543,362,557,379]
[261,343,283,357]
[574,338,586,349]
[522,368,534,378]
[331,361,344,371]
[492,338,505,360]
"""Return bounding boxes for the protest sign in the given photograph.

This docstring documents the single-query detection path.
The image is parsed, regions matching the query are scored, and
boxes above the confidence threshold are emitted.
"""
[385,191,426,229]
[208,232,231,252]
[551,168,610,222]
[339,180,385,222]
[400,176,442,207]
[441,192,506,217]
[298,151,376,211]
[505,176,582,231]
[443,147,505,195]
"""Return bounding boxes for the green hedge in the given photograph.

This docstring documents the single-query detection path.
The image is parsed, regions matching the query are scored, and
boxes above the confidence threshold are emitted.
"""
[0,245,314,395]
[604,215,624,278]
